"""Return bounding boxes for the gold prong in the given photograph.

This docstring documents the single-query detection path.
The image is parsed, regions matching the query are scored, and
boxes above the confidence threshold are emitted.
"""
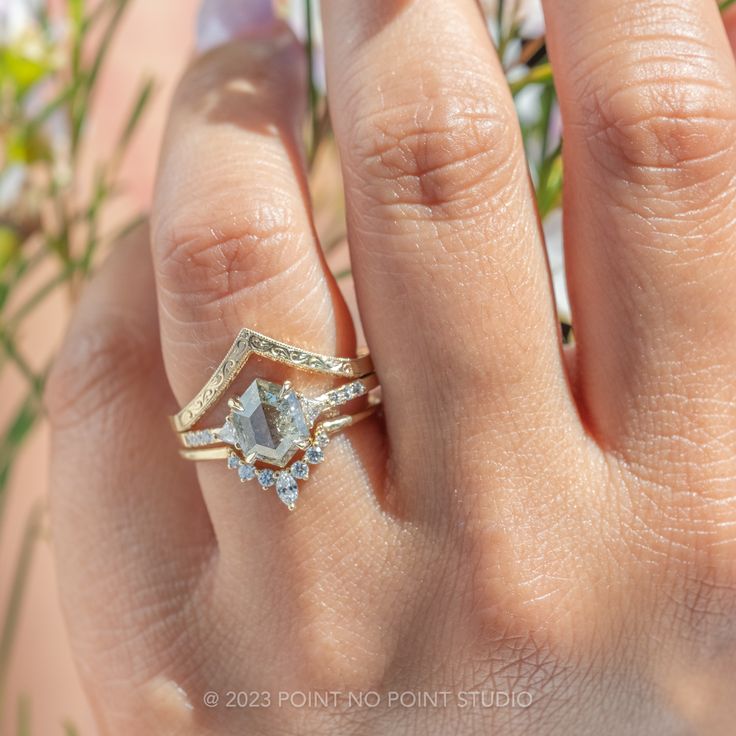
[244,450,257,464]
[228,396,244,411]
[279,380,293,398]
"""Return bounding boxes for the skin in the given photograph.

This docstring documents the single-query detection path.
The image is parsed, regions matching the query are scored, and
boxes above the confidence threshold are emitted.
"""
[46,1,736,734]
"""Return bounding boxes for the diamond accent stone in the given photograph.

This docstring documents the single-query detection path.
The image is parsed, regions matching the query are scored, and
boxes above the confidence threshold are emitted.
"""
[219,421,237,446]
[230,379,310,467]
[257,468,275,488]
[305,445,324,465]
[238,464,256,481]
[314,429,330,447]
[301,397,322,427]
[185,429,214,447]
[291,460,309,480]
[276,473,298,508]
[227,454,239,469]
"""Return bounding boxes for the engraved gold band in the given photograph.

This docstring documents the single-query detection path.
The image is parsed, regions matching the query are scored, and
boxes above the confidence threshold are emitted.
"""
[171,327,374,433]
[171,328,378,510]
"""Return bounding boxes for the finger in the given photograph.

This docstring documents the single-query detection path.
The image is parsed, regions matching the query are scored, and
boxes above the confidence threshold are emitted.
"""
[152,22,389,555]
[152,22,354,407]
[320,0,579,485]
[542,0,736,454]
[726,6,736,54]
[46,228,214,716]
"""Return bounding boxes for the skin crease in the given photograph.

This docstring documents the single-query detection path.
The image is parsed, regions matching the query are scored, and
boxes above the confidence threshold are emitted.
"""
[46,2,736,735]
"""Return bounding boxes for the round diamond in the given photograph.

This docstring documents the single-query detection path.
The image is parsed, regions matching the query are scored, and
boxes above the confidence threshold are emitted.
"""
[227,455,239,469]
[305,445,324,465]
[276,473,298,509]
[349,381,365,397]
[238,464,256,481]
[257,468,275,488]
[291,460,309,480]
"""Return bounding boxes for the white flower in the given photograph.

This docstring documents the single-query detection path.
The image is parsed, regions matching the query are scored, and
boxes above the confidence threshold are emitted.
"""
[481,0,545,38]
[0,0,41,44]
[543,209,570,321]
[0,165,26,212]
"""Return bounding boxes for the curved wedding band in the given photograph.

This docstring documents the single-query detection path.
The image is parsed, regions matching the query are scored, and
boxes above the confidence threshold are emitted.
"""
[171,328,379,510]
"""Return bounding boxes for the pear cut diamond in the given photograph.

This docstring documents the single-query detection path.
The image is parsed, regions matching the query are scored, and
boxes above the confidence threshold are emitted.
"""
[230,379,310,467]
[276,473,299,508]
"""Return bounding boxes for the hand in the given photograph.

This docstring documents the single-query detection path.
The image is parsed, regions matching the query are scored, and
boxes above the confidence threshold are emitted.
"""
[47,1,736,734]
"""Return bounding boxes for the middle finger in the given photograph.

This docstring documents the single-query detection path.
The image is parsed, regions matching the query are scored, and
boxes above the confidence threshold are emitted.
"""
[321,0,579,493]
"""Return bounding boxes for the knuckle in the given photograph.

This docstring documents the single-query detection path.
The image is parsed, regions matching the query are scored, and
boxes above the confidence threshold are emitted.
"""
[153,200,307,314]
[46,319,154,430]
[350,80,520,220]
[586,75,736,184]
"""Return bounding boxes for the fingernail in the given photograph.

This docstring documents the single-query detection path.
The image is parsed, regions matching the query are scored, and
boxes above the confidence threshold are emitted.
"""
[195,0,277,52]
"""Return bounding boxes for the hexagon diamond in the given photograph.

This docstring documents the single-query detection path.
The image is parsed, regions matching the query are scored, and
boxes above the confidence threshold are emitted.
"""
[230,379,310,468]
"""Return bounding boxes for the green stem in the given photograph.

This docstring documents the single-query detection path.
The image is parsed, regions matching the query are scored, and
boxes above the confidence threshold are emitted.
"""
[16,694,31,736]
[510,63,553,95]
[305,0,320,166]
[720,0,735,11]
[0,505,43,723]
[5,261,79,330]
[0,330,44,398]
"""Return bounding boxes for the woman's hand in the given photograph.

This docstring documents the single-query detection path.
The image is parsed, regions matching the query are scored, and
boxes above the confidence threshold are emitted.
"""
[47,1,736,734]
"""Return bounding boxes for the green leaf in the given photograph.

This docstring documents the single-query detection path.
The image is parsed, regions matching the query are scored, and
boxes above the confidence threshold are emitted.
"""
[4,126,52,164]
[720,0,736,12]
[0,48,50,95]
[0,227,20,272]
[69,0,85,30]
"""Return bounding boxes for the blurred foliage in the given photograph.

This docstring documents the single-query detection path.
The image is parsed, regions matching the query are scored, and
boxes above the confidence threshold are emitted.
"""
[0,0,152,732]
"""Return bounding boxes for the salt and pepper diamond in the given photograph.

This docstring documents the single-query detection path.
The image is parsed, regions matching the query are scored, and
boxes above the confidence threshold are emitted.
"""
[217,376,370,508]
[224,379,310,467]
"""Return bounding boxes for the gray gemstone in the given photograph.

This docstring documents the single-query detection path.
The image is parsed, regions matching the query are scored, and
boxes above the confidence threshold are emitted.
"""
[276,473,299,508]
[227,455,239,469]
[230,379,310,467]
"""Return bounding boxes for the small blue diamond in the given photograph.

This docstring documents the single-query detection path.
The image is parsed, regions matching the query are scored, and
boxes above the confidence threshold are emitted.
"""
[257,468,275,488]
[305,445,324,465]
[291,461,309,480]
[238,464,256,481]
